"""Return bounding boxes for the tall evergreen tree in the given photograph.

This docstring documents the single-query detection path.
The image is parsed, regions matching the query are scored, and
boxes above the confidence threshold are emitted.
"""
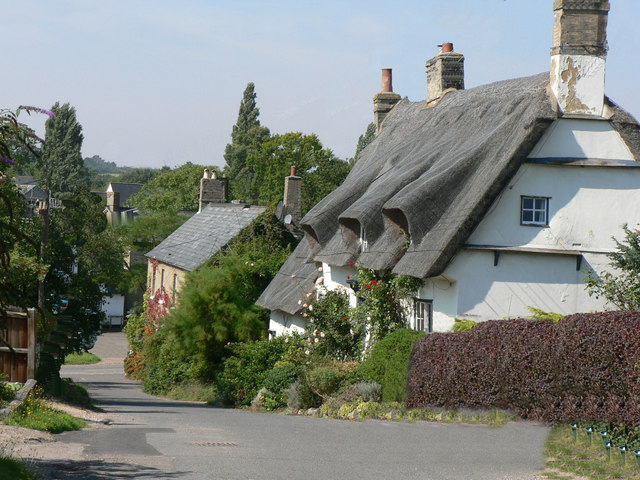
[39,102,88,195]
[353,122,376,164]
[223,83,270,199]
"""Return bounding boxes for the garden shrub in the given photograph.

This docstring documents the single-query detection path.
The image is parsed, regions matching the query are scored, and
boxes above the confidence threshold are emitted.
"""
[527,306,564,323]
[406,312,640,424]
[321,381,382,417]
[261,363,302,410]
[142,326,197,395]
[302,289,363,361]
[307,363,346,399]
[358,329,425,402]
[217,337,289,406]
[451,318,477,332]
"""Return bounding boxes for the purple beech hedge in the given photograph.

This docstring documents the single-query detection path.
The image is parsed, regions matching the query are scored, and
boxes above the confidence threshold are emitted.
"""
[406,312,640,424]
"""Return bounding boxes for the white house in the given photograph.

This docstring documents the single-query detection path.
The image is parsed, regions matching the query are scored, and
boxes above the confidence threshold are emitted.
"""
[257,0,640,336]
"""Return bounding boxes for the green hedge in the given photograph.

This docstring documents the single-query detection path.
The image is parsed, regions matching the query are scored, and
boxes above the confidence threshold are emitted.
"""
[358,329,425,402]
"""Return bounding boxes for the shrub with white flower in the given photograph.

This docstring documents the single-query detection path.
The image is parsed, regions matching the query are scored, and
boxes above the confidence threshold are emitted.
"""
[301,289,363,361]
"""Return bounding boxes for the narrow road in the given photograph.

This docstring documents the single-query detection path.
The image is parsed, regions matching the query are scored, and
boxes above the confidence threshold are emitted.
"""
[36,332,549,479]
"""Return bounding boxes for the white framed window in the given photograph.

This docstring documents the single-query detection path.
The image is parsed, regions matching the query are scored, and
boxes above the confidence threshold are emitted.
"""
[521,196,549,226]
[414,299,433,333]
[360,224,368,253]
[173,274,178,303]
[161,269,166,288]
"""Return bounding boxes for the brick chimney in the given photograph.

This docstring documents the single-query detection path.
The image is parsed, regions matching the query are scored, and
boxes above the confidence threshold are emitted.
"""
[199,168,228,211]
[283,165,302,225]
[373,68,401,135]
[550,0,610,116]
[426,43,464,107]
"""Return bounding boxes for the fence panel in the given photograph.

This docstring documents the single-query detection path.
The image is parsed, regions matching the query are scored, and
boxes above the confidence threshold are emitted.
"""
[0,309,36,382]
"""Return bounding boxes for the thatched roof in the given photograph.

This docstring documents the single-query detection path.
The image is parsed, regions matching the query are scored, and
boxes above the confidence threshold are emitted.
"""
[255,237,318,315]
[257,73,640,314]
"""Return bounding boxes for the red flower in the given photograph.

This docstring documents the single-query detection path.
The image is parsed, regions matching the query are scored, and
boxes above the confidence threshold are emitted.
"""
[349,263,354,268]
[344,316,349,321]
[366,284,371,289]
[372,280,378,285]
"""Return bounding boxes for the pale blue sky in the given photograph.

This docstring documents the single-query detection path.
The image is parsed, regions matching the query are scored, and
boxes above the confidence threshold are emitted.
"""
[4,1,640,168]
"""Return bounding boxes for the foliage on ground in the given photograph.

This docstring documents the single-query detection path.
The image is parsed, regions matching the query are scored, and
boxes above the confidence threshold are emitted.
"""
[357,328,425,402]
[4,387,86,433]
[407,312,640,425]
[64,352,101,365]
[0,458,40,480]
[544,424,640,479]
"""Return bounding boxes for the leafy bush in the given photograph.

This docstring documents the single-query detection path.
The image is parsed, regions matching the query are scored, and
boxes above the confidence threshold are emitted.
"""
[321,381,382,417]
[263,363,300,396]
[217,337,289,406]
[527,307,564,323]
[142,326,197,395]
[406,312,640,424]
[358,329,425,402]
[351,269,422,348]
[307,364,345,399]
[303,290,363,361]
[451,318,477,332]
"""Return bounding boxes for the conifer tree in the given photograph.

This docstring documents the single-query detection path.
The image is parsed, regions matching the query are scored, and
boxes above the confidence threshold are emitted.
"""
[39,102,89,195]
[223,83,270,200]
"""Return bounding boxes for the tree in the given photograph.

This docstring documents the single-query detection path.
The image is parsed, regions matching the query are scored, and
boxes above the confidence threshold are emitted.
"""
[224,83,270,200]
[128,162,219,214]
[39,103,89,194]
[586,225,640,311]
[246,132,351,213]
[354,122,376,163]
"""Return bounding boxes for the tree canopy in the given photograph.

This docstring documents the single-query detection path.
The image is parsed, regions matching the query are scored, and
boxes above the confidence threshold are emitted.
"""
[128,162,219,214]
[224,83,270,200]
[246,132,350,213]
[39,102,89,194]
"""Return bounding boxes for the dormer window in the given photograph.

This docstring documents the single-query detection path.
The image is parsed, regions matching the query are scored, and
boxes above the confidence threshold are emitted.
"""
[360,225,368,253]
[521,196,549,226]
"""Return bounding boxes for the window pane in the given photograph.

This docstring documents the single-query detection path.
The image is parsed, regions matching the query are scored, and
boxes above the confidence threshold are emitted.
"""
[534,210,545,223]
[522,198,533,209]
[522,210,533,222]
[535,198,546,210]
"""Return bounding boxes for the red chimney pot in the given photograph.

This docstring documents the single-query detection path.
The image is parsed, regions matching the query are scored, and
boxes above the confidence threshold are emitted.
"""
[381,68,393,93]
[290,165,297,176]
[441,43,454,53]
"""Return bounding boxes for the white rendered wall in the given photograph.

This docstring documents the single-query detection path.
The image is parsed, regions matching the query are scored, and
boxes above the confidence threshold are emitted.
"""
[528,119,635,161]
[102,294,125,318]
[268,310,306,337]
[467,164,640,251]
[441,250,608,321]
[415,279,458,332]
[550,55,605,116]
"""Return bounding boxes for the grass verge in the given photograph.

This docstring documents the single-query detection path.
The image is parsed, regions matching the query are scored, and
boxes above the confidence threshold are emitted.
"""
[163,381,218,403]
[64,352,101,365]
[544,424,640,479]
[0,458,40,480]
[4,387,86,434]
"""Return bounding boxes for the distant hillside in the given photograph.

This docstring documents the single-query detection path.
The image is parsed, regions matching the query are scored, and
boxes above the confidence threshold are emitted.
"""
[84,155,122,174]
[84,155,167,190]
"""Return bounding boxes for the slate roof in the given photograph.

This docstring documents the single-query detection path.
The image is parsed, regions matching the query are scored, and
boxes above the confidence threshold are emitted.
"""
[146,204,267,271]
[108,183,143,207]
[257,73,640,314]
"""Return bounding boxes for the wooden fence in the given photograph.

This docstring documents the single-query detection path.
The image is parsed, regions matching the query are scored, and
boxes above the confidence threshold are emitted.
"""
[0,309,36,382]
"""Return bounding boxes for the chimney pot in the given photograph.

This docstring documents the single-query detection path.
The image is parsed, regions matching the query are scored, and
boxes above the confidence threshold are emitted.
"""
[381,68,393,93]
[441,42,454,53]
[203,168,210,179]
[290,165,297,177]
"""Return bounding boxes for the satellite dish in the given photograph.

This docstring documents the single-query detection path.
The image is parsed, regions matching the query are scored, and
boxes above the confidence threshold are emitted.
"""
[275,200,284,220]
[284,214,292,225]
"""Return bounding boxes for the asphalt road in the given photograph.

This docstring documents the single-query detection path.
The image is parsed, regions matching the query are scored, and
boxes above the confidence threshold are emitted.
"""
[40,332,549,480]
